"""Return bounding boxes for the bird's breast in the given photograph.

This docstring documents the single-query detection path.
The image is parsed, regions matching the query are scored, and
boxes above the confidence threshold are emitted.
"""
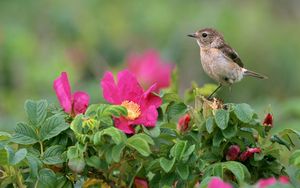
[200,48,243,85]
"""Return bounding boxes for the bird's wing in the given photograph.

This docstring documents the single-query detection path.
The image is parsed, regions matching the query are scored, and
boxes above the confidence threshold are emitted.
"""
[218,44,244,68]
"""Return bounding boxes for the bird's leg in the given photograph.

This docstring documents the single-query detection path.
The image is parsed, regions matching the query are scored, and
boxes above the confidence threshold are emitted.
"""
[208,84,222,99]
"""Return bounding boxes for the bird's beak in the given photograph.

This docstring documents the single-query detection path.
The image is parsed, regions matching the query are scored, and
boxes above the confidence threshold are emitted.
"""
[187,33,198,38]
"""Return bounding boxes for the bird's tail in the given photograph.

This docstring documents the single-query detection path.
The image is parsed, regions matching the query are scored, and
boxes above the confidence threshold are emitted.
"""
[243,69,268,79]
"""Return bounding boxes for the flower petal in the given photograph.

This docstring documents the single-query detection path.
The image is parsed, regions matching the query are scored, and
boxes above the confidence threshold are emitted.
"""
[101,72,121,104]
[117,70,144,102]
[114,117,135,134]
[141,84,162,109]
[53,72,72,113]
[207,177,232,188]
[73,91,90,115]
[257,177,277,188]
[134,105,158,127]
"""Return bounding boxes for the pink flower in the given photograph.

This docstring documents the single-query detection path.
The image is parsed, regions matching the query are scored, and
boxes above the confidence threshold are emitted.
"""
[257,176,289,188]
[53,72,90,116]
[226,145,240,161]
[127,49,172,92]
[177,114,191,133]
[101,70,162,134]
[263,113,273,127]
[207,177,232,188]
[240,147,261,161]
[278,176,290,183]
[134,177,149,188]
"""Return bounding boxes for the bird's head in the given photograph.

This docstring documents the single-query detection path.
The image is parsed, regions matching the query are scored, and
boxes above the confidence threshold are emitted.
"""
[188,28,224,48]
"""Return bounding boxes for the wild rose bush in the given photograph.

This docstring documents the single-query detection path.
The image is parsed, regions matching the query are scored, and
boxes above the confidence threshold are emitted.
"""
[1,50,300,188]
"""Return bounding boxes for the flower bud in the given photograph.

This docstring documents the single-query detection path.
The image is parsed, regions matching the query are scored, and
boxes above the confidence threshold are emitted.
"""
[226,145,240,161]
[239,147,261,161]
[263,113,273,127]
[177,114,191,133]
[134,177,148,188]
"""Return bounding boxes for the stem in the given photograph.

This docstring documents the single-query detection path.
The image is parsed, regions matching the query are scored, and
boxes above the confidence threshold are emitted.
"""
[128,162,143,188]
[39,141,44,157]
[15,168,26,188]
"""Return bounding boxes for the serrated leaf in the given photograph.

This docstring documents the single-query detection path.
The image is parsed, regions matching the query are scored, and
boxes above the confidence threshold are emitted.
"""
[37,168,57,188]
[101,127,126,145]
[0,132,12,141]
[166,102,187,120]
[126,137,151,157]
[67,146,78,159]
[222,123,237,139]
[68,158,85,173]
[40,115,69,141]
[206,117,214,134]
[289,150,300,166]
[84,104,99,117]
[86,155,102,169]
[43,145,65,165]
[6,147,27,165]
[26,155,41,178]
[11,122,39,145]
[176,163,189,180]
[213,130,223,147]
[234,104,254,123]
[182,144,195,162]
[215,109,229,130]
[130,133,154,145]
[159,157,175,173]
[25,100,48,127]
[162,93,181,103]
[223,161,250,183]
[171,140,187,160]
[112,143,125,162]
[212,163,223,178]
[142,125,161,138]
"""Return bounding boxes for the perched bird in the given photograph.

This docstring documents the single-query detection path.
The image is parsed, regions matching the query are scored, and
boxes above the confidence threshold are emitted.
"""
[188,28,267,98]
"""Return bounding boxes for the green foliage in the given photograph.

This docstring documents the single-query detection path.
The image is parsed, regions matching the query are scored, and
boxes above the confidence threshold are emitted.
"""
[1,85,299,188]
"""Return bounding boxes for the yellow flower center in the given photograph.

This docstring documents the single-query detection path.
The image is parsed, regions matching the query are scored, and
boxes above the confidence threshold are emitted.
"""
[121,100,141,120]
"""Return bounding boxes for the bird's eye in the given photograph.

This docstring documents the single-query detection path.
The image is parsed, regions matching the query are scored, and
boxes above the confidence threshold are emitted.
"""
[202,33,208,37]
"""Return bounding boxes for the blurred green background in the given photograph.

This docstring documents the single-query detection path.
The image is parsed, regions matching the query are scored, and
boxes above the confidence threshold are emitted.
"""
[1,0,300,133]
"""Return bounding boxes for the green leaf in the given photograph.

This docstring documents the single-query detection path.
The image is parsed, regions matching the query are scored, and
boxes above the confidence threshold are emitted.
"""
[142,125,161,138]
[176,163,189,180]
[182,144,195,162]
[84,104,99,117]
[37,168,57,188]
[162,93,181,103]
[171,140,187,160]
[159,157,175,173]
[130,133,154,145]
[289,150,300,166]
[67,146,79,159]
[212,163,223,178]
[213,130,224,147]
[222,123,238,139]
[0,132,12,141]
[101,127,126,145]
[6,147,27,165]
[223,161,250,183]
[25,100,48,127]
[0,149,7,165]
[26,155,41,178]
[215,109,229,130]
[98,104,127,117]
[86,155,102,169]
[43,145,65,165]
[112,143,125,162]
[68,158,85,173]
[234,103,254,123]
[166,102,187,120]
[206,117,214,134]
[126,136,151,157]
[40,115,69,141]
[11,122,39,145]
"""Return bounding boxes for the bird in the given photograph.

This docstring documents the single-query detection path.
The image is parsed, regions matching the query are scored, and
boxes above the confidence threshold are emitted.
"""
[188,28,267,98]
